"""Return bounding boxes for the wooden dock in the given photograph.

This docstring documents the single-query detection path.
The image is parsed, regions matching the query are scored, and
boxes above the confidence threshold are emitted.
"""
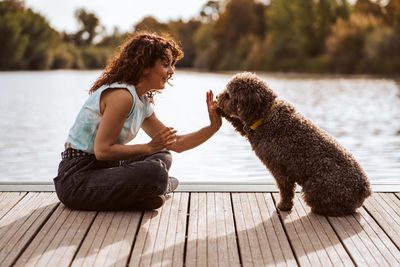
[0,192,400,266]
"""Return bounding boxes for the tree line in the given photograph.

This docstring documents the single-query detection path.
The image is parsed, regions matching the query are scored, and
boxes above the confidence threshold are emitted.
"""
[1,0,399,74]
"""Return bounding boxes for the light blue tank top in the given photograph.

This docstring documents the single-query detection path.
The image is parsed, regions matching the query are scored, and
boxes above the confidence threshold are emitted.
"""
[65,82,154,153]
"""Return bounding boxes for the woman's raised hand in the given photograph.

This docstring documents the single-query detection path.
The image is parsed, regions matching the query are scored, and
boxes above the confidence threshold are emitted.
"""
[206,90,222,131]
[148,127,177,152]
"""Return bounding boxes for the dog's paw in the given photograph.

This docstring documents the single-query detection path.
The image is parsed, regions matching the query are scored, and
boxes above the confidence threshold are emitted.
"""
[277,201,293,211]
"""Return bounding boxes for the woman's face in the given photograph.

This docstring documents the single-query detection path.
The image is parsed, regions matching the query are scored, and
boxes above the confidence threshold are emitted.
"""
[143,49,174,90]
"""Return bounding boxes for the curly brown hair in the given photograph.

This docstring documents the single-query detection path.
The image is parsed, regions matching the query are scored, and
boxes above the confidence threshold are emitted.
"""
[90,32,184,100]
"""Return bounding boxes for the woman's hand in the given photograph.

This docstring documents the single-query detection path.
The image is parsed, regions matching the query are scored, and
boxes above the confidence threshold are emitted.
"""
[206,90,222,131]
[147,127,177,153]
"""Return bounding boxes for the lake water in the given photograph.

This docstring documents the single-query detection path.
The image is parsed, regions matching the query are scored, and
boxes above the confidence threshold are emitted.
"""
[0,70,399,183]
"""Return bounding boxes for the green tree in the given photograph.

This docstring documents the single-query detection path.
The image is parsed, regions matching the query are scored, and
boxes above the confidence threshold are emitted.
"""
[266,0,349,71]
[362,26,400,73]
[97,27,126,48]
[326,13,381,73]
[134,16,168,33]
[213,0,266,69]
[235,34,263,70]
[214,0,265,48]
[0,0,24,14]
[20,9,57,69]
[74,9,102,46]
[315,0,350,54]
[135,17,201,68]
[354,0,384,17]
[199,0,221,23]
[0,12,28,69]
[385,0,400,26]
[193,23,219,69]
[0,0,57,69]
[167,19,201,68]
[266,0,314,70]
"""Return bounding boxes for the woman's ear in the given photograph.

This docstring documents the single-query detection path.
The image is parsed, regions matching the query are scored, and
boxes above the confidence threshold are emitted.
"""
[142,68,150,76]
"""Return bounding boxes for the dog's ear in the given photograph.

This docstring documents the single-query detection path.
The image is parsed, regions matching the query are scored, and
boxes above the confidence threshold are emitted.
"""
[234,89,264,121]
[228,73,276,122]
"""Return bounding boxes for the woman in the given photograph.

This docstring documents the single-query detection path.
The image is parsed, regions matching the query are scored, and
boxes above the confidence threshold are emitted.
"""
[54,32,222,211]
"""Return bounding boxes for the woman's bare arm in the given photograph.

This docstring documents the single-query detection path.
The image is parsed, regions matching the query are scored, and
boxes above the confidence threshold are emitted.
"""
[93,89,176,161]
[141,90,222,153]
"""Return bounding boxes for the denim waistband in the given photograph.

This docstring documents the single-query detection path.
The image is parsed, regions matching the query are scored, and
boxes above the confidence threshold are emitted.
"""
[61,148,93,159]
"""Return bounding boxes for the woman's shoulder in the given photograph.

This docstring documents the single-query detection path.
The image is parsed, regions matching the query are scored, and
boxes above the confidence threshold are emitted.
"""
[101,88,133,115]
[102,82,134,92]
[96,83,136,101]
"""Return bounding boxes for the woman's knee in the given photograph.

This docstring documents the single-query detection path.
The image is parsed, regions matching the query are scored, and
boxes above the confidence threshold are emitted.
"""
[146,160,169,187]
[148,150,172,170]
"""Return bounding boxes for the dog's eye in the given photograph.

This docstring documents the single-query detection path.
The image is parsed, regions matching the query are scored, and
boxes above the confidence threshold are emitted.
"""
[226,93,231,99]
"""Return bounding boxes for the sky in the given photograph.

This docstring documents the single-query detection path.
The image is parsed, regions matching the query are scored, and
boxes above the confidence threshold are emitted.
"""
[24,0,209,33]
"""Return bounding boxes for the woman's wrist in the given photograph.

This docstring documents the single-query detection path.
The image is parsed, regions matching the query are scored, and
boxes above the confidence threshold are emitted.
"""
[208,123,221,133]
[144,143,157,155]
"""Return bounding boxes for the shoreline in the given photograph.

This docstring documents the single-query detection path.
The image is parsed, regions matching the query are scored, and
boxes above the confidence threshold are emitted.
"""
[1,68,399,80]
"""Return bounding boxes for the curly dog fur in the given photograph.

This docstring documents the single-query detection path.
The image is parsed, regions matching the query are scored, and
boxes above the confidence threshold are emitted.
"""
[216,72,371,216]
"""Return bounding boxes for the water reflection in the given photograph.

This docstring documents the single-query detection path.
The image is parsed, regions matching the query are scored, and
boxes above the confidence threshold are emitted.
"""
[0,71,399,182]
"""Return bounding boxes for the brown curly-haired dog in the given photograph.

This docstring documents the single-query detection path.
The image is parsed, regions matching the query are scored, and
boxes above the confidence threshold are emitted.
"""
[216,72,371,216]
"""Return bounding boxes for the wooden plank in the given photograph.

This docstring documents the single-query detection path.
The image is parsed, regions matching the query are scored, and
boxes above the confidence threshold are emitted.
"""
[92,212,124,266]
[72,210,141,267]
[96,211,141,267]
[0,192,59,266]
[186,193,199,267]
[0,192,26,220]
[185,193,208,267]
[328,216,371,266]
[360,194,400,264]
[149,193,174,266]
[143,193,189,266]
[197,193,207,267]
[294,194,353,266]
[102,211,142,267]
[256,193,297,267]
[233,193,279,266]
[15,204,96,266]
[364,193,400,249]
[384,193,400,217]
[357,207,400,265]
[273,193,323,266]
[328,201,400,267]
[231,193,253,267]
[186,193,240,267]
[129,196,176,267]
[247,192,276,265]
[71,212,114,266]
[217,193,240,267]
[131,218,148,267]
[273,192,357,266]
[207,193,218,266]
[205,193,241,267]
[215,193,229,266]
[163,193,189,267]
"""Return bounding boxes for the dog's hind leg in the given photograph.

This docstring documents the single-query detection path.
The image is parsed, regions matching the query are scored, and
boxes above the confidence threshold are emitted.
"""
[302,175,367,216]
[274,174,296,211]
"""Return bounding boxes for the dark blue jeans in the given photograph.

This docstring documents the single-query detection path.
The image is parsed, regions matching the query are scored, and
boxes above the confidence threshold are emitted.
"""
[53,149,171,211]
